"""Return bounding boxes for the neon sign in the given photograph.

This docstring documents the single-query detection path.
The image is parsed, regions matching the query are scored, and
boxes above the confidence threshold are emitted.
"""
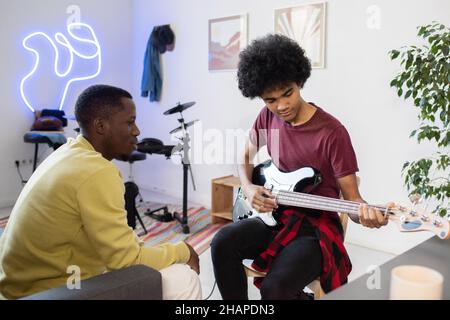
[20,22,102,113]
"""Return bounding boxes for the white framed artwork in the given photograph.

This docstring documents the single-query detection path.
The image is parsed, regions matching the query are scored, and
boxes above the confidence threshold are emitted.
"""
[208,14,248,71]
[275,2,327,68]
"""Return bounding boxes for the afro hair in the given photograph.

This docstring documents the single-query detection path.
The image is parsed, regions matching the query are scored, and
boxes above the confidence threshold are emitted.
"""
[237,34,311,99]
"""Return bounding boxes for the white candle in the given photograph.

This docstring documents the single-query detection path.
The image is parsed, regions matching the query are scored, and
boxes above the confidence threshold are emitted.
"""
[390,265,444,300]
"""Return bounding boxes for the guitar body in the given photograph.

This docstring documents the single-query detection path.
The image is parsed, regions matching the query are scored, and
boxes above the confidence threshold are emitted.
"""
[233,160,322,226]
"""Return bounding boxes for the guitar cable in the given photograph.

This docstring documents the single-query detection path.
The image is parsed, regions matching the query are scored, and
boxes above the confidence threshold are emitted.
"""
[15,161,27,185]
[204,280,217,300]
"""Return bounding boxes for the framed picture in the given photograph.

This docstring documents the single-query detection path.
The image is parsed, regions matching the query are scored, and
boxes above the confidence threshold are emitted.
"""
[274,2,327,68]
[208,14,248,71]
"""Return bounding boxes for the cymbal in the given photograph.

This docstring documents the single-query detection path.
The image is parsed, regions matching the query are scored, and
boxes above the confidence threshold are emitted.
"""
[163,101,195,115]
[169,119,199,134]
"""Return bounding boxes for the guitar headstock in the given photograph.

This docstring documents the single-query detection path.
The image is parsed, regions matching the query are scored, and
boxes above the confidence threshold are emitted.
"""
[388,205,450,240]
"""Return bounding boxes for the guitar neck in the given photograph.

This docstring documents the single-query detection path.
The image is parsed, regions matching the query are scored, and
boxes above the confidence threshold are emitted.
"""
[276,190,390,216]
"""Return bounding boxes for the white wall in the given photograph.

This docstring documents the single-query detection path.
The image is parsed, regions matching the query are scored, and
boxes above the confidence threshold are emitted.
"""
[0,0,447,255]
[0,0,133,207]
[131,0,449,254]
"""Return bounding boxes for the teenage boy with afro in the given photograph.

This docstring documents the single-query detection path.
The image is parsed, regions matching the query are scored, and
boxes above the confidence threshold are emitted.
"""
[211,34,392,300]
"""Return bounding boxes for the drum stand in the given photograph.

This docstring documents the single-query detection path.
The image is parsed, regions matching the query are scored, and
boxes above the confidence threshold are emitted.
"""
[145,112,196,234]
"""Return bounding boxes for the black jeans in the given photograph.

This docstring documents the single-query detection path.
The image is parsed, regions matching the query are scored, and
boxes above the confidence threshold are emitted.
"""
[211,218,322,300]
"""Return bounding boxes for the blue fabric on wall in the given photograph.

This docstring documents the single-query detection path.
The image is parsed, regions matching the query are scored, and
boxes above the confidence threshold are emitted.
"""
[141,35,162,102]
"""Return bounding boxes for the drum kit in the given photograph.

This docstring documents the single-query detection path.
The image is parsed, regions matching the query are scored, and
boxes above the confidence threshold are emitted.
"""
[136,101,199,234]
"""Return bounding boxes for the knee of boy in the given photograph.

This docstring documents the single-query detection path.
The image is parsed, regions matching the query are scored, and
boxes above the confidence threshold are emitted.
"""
[210,225,235,252]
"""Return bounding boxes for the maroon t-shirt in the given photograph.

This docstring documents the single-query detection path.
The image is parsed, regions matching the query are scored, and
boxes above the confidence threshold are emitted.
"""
[250,103,359,200]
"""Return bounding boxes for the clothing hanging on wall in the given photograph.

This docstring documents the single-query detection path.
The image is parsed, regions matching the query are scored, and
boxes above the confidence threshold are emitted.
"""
[141,25,175,102]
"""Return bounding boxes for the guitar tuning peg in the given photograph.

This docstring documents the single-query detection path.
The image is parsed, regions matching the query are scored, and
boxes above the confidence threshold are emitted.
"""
[433,219,442,227]
[409,194,423,206]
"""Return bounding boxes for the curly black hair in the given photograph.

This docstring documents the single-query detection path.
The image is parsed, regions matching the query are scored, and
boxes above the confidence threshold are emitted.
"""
[75,84,133,131]
[237,34,311,99]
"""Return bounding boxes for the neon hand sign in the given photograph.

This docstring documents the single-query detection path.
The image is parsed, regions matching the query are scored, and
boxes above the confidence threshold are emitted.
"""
[20,22,102,113]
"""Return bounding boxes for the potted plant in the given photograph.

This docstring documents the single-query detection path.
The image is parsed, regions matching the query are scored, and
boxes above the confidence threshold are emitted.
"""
[389,22,449,218]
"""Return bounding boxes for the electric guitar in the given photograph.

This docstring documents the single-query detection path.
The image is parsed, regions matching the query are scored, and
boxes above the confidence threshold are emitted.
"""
[232,160,450,240]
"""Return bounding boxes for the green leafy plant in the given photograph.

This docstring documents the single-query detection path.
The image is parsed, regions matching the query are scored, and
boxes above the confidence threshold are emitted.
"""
[389,22,449,218]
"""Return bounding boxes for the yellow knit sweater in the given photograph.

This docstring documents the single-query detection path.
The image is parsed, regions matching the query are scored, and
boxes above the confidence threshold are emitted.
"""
[0,135,189,299]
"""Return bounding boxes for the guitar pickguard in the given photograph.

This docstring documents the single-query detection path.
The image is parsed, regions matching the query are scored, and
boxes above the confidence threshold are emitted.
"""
[233,161,323,226]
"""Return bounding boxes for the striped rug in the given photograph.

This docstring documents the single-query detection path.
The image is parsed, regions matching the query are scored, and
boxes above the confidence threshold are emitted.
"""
[0,203,225,256]
[0,216,7,230]
[135,202,225,255]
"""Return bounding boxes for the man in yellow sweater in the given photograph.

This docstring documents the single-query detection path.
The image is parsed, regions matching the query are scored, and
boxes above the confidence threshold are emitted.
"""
[0,85,201,299]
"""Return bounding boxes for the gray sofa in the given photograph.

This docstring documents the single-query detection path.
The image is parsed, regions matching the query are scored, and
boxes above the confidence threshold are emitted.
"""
[0,228,162,300]
[20,265,162,300]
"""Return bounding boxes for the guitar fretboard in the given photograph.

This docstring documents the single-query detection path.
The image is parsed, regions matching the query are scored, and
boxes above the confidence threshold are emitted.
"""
[276,190,393,216]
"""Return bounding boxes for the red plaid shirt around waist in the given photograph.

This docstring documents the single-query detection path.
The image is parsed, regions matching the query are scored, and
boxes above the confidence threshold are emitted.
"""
[251,208,352,293]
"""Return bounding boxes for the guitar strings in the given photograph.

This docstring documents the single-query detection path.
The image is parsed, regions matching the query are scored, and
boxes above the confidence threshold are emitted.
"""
[276,190,392,215]
[277,190,362,212]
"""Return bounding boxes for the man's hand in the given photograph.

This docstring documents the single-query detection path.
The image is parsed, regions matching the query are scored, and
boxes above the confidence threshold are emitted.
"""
[184,242,200,274]
[243,184,278,213]
[358,202,395,228]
